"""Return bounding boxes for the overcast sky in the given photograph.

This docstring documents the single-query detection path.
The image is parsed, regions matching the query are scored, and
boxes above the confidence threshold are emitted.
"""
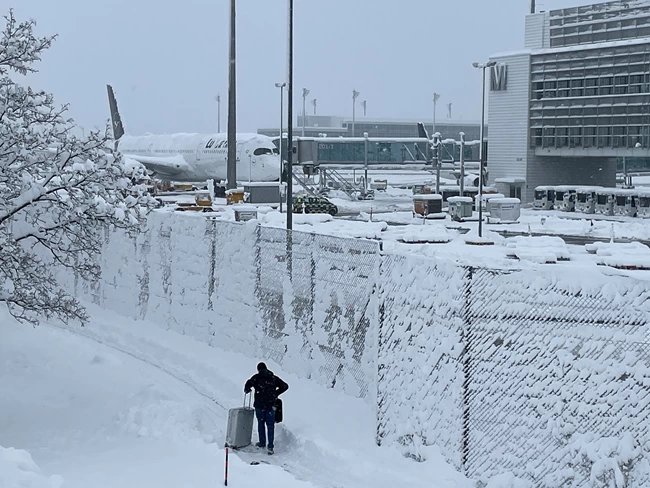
[11,0,572,135]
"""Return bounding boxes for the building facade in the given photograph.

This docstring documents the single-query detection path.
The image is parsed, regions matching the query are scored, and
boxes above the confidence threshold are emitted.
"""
[489,0,650,202]
[258,115,483,142]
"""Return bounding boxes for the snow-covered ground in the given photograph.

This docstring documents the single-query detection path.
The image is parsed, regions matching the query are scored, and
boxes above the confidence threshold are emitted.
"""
[1,306,469,488]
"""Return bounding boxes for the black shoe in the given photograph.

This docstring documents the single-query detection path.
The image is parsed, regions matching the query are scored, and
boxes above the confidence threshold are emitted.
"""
[256,442,266,448]
[267,448,274,455]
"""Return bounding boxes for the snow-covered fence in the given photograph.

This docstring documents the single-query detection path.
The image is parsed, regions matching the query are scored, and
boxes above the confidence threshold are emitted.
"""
[376,254,466,466]
[64,211,379,400]
[61,211,650,486]
[377,260,650,487]
[256,226,378,398]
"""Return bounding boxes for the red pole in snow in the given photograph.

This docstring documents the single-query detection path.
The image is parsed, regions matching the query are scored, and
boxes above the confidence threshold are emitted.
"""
[224,446,229,486]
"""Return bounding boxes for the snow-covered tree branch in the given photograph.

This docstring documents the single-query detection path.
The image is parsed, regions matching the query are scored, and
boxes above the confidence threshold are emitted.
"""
[0,10,154,325]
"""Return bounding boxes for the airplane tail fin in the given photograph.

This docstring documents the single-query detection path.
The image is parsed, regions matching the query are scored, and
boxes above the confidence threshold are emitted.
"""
[417,122,430,140]
[107,84,125,140]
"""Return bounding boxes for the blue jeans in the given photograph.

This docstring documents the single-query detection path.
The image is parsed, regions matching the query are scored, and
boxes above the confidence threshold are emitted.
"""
[255,407,276,449]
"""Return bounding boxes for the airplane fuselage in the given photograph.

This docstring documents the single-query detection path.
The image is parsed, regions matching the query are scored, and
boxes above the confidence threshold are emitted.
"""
[117,132,281,183]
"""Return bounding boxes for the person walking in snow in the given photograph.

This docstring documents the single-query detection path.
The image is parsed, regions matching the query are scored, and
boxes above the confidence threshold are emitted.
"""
[244,362,289,455]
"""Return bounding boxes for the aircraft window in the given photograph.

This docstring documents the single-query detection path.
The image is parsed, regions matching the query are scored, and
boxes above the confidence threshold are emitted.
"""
[272,147,279,155]
[253,148,273,156]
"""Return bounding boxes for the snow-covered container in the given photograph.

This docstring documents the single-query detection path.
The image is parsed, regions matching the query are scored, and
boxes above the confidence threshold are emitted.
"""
[412,194,444,219]
[399,225,454,244]
[488,198,521,223]
[478,193,505,214]
[242,183,281,205]
[613,188,638,217]
[575,186,601,214]
[447,196,473,221]
[534,186,555,210]
[504,236,570,264]
[638,189,650,218]
[234,206,258,222]
[553,186,577,212]
[585,241,650,270]
[595,188,616,216]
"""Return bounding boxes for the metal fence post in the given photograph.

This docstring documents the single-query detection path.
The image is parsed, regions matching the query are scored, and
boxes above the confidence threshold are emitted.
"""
[207,219,217,311]
[461,266,474,474]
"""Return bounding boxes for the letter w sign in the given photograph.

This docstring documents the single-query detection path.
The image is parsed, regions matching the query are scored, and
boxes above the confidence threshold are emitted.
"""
[490,64,507,91]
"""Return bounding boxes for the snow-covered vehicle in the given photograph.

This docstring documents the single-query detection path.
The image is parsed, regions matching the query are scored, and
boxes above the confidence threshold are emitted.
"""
[533,186,555,210]
[575,187,601,214]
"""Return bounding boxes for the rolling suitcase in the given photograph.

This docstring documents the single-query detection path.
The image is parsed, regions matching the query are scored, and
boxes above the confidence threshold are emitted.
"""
[226,393,254,449]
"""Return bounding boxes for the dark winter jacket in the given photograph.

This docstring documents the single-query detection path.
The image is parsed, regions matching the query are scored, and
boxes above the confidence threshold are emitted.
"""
[244,370,289,409]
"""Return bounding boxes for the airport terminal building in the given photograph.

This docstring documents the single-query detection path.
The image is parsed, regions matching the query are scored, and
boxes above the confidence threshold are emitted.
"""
[488,0,650,202]
[258,115,482,141]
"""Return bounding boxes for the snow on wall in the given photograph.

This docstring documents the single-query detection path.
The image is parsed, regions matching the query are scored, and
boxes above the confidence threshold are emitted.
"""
[255,226,379,399]
[377,259,650,487]
[62,211,378,400]
[465,266,650,487]
[56,212,650,487]
[376,254,466,466]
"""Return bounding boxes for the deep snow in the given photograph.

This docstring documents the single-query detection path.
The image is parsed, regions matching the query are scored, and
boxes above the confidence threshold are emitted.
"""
[0,306,470,488]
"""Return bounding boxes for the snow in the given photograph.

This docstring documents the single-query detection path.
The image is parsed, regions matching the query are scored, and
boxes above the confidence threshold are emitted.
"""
[400,224,455,243]
[447,196,473,203]
[412,194,442,200]
[505,236,571,263]
[0,446,63,488]
[490,198,521,204]
[0,307,469,488]
[585,241,650,269]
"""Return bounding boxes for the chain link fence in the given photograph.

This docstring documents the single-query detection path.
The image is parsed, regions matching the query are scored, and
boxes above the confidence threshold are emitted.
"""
[68,213,650,486]
[378,256,650,487]
[256,226,379,399]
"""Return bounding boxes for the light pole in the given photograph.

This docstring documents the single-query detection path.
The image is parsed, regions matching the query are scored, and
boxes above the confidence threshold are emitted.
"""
[275,82,286,212]
[302,88,310,137]
[286,0,294,230]
[459,131,465,196]
[352,90,360,137]
[215,94,221,133]
[226,0,237,190]
[472,61,496,238]
[362,100,367,116]
[433,92,440,135]
[311,98,317,115]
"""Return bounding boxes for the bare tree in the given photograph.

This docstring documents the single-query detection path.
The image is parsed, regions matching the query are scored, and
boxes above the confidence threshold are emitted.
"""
[0,10,154,325]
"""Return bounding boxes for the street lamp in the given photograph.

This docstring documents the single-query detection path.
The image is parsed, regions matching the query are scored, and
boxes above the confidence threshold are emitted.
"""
[472,61,496,238]
[286,0,294,230]
[275,82,286,212]
[311,98,317,115]
[432,92,440,135]
[302,88,310,137]
[362,100,367,116]
[352,90,360,137]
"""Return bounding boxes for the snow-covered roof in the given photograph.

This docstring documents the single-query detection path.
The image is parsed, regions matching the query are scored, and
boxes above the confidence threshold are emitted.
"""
[341,117,481,126]
[412,194,443,201]
[447,196,473,203]
[491,198,521,204]
[490,49,533,60]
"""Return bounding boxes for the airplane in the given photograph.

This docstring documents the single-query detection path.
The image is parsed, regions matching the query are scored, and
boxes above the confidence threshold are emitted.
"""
[106,85,281,183]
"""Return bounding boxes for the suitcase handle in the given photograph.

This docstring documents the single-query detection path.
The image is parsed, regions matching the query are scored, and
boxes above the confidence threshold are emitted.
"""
[243,391,252,408]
